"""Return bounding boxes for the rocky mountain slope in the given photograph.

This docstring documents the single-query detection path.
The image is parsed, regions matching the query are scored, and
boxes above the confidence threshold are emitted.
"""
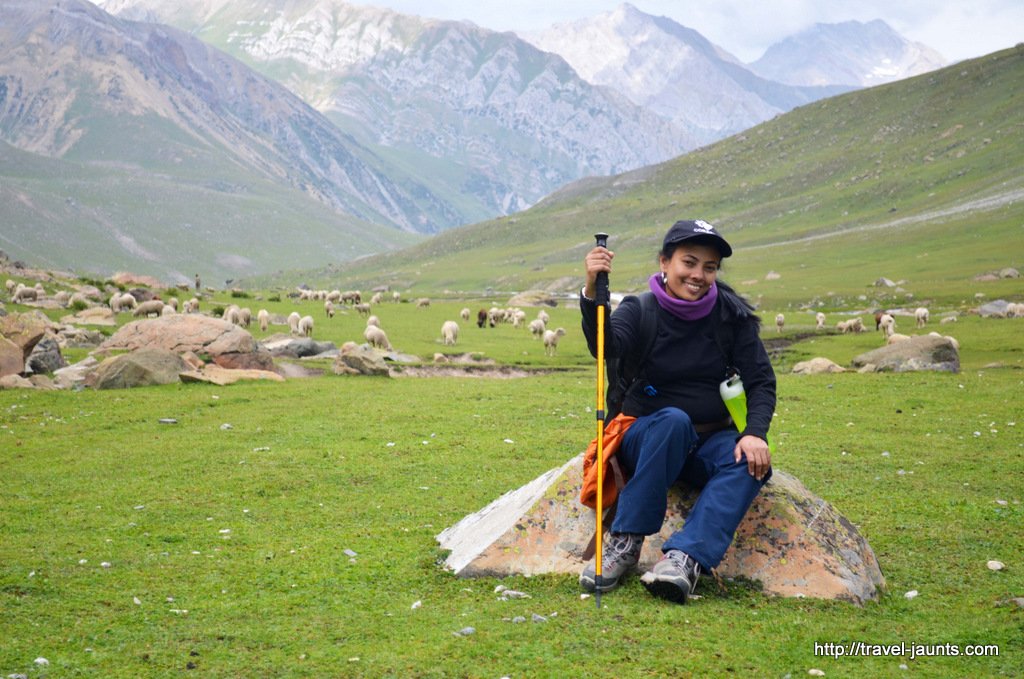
[522,3,854,143]
[96,0,698,226]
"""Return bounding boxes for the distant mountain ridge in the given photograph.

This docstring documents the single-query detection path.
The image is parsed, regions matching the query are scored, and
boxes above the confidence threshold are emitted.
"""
[749,19,947,87]
[521,3,854,143]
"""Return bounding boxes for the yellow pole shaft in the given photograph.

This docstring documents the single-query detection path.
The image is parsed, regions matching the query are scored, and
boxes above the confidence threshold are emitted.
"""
[595,303,605,587]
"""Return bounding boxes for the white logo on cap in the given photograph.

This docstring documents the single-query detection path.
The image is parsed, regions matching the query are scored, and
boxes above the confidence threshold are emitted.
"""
[694,220,716,234]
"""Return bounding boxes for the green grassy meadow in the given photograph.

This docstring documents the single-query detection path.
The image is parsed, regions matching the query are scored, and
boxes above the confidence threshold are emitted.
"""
[2,289,1023,677]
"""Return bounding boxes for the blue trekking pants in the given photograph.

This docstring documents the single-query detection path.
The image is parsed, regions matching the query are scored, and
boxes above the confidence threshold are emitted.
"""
[611,407,770,571]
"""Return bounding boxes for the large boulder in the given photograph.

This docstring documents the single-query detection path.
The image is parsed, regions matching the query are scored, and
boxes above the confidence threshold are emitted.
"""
[26,336,66,374]
[60,307,117,326]
[87,348,190,389]
[851,334,959,373]
[261,335,337,358]
[0,311,49,367]
[0,338,23,378]
[333,343,391,376]
[437,456,885,605]
[98,314,276,372]
[507,290,559,308]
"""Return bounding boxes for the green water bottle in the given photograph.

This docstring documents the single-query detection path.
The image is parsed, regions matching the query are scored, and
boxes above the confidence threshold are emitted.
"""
[719,373,776,453]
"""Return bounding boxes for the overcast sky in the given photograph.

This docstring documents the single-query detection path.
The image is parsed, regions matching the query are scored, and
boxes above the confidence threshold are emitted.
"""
[362,0,1022,63]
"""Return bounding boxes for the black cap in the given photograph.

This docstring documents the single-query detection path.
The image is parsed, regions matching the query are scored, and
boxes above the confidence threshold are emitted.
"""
[662,219,732,258]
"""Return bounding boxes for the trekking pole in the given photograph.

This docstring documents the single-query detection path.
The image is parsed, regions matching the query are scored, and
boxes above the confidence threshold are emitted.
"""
[593,232,610,609]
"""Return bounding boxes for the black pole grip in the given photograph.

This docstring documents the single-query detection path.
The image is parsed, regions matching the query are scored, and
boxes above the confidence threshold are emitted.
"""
[594,232,610,305]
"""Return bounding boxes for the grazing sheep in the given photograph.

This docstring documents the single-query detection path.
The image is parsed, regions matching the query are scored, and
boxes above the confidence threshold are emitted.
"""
[238,307,252,328]
[184,297,200,313]
[836,317,866,334]
[775,313,785,333]
[441,320,459,346]
[55,290,71,308]
[512,309,527,329]
[940,315,958,324]
[341,290,361,305]
[12,284,38,303]
[415,298,430,308]
[366,315,380,328]
[476,309,488,328]
[878,313,896,338]
[298,315,315,338]
[370,292,384,305]
[223,305,241,326]
[4,279,16,295]
[327,290,342,303]
[120,292,138,311]
[543,327,566,356]
[392,291,401,303]
[529,318,546,339]
[815,312,826,331]
[915,307,929,328]
[364,325,392,350]
[160,304,176,316]
[537,310,550,325]
[288,311,301,335]
[324,300,335,318]
[168,297,179,312]
[257,308,270,332]
[133,299,165,318]
[354,303,371,316]
[460,307,471,321]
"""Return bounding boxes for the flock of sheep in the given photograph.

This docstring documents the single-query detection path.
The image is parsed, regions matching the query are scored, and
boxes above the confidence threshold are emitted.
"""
[771,305,971,349]
[8,277,1021,362]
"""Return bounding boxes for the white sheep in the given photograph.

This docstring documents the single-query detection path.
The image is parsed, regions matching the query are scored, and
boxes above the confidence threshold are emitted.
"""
[133,299,165,317]
[12,284,38,303]
[298,315,314,338]
[288,311,301,335]
[121,292,138,310]
[537,310,550,325]
[512,309,527,329]
[415,298,430,308]
[815,312,826,330]
[392,291,401,303]
[364,325,392,350]
[184,297,200,313]
[370,292,384,305]
[366,315,380,328]
[168,297,179,312]
[886,333,910,345]
[160,304,176,316]
[4,279,15,295]
[324,300,335,318]
[441,320,459,346]
[460,308,471,321]
[914,307,929,328]
[878,313,896,338]
[257,308,270,332]
[775,313,785,333]
[543,327,566,356]
[354,303,371,316]
[528,318,546,339]
[1005,302,1023,318]
[238,307,252,328]
[54,290,71,308]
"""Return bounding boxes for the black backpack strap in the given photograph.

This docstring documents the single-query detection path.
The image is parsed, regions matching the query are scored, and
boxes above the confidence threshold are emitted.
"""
[604,291,659,422]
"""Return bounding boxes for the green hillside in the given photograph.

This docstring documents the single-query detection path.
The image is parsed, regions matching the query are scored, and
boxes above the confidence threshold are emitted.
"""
[268,47,1023,312]
[0,137,420,286]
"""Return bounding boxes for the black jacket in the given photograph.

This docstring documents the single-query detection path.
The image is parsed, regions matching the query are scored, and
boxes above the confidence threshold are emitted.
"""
[581,282,776,441]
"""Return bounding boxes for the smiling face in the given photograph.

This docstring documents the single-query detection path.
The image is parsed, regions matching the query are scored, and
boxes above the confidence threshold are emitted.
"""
[659,241,722,301]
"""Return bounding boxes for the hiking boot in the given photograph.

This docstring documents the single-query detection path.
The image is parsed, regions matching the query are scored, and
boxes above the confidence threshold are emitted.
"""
[640,549,701,604]
[579,532,644,593]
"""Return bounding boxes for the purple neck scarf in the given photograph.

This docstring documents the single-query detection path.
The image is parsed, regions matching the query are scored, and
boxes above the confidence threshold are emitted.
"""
[648,273,718,321]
